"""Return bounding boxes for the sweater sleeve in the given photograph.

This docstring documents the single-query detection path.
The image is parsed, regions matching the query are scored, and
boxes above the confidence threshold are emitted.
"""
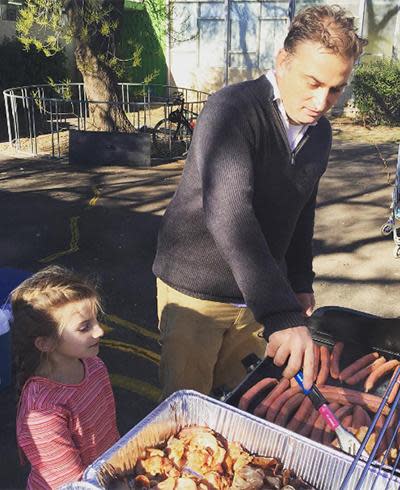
[193,94,305,336]
[285,184,318,293]
[19,407,85,488]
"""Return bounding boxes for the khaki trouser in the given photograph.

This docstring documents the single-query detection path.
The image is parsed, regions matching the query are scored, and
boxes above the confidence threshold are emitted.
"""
[157,278,267,399]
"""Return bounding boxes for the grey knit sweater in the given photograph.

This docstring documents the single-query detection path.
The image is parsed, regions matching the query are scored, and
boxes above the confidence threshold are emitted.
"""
[153,75,332,337]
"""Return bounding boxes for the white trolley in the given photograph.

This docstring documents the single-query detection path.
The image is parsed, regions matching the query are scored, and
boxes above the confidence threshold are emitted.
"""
[381,143,400,258]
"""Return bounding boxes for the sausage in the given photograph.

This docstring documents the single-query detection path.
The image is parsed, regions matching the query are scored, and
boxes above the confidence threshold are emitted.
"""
[330,342,344,380]
[363,409,372,428]
[286,397,313,433]
[335,404,353,420]
[373,414,387,457]
[253,378,290,417]
[313,343,320,383]
[364,359,400,393]
[339,352,380,382]
[265,386,301,423]
[318,385,390,415]
[352,405,368,430]
[298,407,319,438]
[345,356,386,386]
[342,414,353,430]
[274,392,305,427]
[316,345,330,386]
[310,413,326,443]
[238,377,278,411]
[384,411,397,451]
[388,366,400,404]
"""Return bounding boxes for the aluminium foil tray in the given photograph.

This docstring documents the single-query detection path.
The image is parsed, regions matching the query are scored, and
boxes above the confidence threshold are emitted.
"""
[82,390,400,490]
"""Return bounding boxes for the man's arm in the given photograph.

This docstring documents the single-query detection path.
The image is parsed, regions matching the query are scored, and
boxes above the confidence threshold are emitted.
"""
[285,184,319,294]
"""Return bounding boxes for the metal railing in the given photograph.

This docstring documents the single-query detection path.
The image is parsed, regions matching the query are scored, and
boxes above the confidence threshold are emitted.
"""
[3,82,209,159]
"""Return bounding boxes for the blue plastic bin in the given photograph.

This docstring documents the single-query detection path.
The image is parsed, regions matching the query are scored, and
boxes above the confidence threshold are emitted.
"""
[0,268,31,391]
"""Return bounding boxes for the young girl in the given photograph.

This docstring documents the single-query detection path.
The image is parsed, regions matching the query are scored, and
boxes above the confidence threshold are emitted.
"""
[12,265,120,489]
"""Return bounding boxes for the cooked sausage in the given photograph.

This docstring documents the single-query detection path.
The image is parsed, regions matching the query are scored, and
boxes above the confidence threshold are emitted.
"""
[342,414,353,429]
[352,405,368,430]
[345,356,386,386]
[310,413,326,443]
[318,385,390,415]
[339,352,380,382]
[299,407,319,438]
[316,345,330,386]
[313,343,320,383]
[330,342,344,380]
[364,359,400,393]
[286,396,313,433]
[335,404,353,420]
[373,414,387,457]
[388,366,400,404]
[383,411,397,451]
[363,409,372,428]
[274,392,305,427]
[265,386,301,423]
[238,377,278,411]
[253,378,290,417]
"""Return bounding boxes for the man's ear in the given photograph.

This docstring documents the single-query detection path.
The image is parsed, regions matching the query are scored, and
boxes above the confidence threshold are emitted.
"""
[34,336,56,353]
[275,48,290,77]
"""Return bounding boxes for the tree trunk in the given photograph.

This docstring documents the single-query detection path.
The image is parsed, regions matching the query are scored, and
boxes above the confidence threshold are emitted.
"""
[75,43,134,132]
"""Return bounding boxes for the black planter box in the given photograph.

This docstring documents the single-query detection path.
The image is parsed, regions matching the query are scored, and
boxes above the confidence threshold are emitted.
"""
[69,129,151,167]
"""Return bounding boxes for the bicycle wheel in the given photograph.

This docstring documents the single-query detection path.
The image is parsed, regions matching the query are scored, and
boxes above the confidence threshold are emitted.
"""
[152,118,192,159]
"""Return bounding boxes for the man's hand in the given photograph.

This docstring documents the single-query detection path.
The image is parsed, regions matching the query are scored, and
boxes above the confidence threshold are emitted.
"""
[296,293,315,317]
[265,326,314,390]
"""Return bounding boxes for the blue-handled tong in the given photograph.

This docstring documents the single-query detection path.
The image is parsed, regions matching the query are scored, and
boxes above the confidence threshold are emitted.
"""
[294,371,367,458]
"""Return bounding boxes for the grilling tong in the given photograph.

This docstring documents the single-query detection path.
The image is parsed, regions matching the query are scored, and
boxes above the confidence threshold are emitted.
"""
[295,370,368,458]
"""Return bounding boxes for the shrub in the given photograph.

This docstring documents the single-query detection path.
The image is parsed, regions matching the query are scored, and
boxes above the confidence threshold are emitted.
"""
[352,58,400,126]
[0,37,66,141]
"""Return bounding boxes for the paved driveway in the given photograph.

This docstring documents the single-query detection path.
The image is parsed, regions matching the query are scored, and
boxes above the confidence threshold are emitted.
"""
[0,139,399,489]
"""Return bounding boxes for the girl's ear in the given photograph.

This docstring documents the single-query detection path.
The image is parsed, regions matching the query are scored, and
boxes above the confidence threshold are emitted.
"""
[34,336,56,353]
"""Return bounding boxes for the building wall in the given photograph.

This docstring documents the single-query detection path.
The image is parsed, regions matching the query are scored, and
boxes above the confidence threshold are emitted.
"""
[167,0,400,93]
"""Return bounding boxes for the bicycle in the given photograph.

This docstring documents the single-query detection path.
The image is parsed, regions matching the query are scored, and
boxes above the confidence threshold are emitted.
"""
[152,92,198,159]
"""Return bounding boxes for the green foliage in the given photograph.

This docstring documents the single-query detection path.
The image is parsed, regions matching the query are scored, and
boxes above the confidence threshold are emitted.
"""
[16,0,117,67]
[116,2,166,87]
[0,37,66,140]
[352,58,400,126]
[0,37,66,90]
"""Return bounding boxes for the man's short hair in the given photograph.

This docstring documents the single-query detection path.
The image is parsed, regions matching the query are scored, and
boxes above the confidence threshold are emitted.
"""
[284,5,368,61]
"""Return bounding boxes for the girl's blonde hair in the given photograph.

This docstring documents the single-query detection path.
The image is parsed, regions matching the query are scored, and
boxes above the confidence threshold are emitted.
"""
[12,265,101,396]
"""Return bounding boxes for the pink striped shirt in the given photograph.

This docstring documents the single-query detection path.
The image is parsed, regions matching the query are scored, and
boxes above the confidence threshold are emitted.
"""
[17,357,120,489]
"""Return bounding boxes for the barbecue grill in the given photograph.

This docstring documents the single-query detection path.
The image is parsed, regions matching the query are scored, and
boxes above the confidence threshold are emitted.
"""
[74,306,400,489]
[224,306,400,489]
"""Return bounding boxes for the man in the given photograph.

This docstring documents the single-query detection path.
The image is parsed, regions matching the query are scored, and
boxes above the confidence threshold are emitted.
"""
[153,5,367,398]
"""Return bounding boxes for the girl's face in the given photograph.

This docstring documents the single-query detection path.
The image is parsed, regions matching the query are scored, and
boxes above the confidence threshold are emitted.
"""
[52,298,104,360]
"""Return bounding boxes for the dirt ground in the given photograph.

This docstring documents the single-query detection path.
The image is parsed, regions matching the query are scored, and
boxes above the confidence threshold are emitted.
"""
[0,117,399,489]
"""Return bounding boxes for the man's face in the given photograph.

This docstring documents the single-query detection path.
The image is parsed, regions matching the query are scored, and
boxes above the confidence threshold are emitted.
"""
[275,41,355,125]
